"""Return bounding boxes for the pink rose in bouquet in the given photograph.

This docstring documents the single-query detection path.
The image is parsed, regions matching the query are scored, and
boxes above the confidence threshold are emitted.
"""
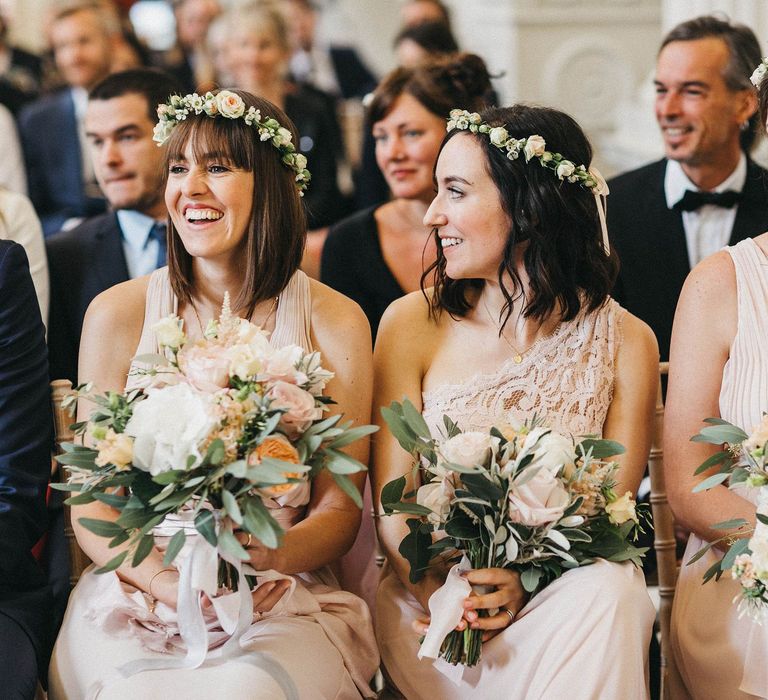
[508,468,569,526]
[268,380,318,436]
[178,342,231,392]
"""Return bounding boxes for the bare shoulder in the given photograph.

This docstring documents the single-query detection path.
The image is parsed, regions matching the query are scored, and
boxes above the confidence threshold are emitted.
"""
[379,288,433,334]
[681,250,736,308]
[84,276,150,335]
[617,308,659,361]
[307,277,372,352]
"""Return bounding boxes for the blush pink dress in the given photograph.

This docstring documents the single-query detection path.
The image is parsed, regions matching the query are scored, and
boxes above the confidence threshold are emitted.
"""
[376,298,655,699]
[48,268,379,699]
[671,238,768,700]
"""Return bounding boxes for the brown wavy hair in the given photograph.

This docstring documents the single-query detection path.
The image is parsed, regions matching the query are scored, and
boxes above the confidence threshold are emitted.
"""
[163,89,306,318]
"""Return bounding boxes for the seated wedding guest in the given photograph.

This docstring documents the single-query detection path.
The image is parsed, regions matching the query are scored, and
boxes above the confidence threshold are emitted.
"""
[394,20,459,68]
[48,87,378,698]
[0,101,28,195]
[0,188,47,321]
[280,0,376,100]
[47,67,181,385]
[322,53,493,340]
[0,241,54,700]
[664,56,768,700]
[153,0,219,92]
[220,3,346,231]
[0,12,42,114]
[18,1,116,236]
[374,104,657,699]
[608,15,768,362]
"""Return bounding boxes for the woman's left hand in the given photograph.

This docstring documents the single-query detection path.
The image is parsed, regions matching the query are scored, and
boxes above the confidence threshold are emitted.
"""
[461,567,528,642]
[236,531,282,572]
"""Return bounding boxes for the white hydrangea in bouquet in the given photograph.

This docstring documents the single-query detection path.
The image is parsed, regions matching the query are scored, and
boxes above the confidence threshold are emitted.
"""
[380,399,646,668]
[53,294,376,595]
[691,415,768,617]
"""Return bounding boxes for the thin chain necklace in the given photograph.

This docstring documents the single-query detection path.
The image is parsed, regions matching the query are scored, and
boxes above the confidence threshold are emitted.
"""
[189,295,279,337]
[480,297,527,364]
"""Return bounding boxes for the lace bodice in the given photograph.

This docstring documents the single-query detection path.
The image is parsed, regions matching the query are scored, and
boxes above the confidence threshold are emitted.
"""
[422,298,624,438]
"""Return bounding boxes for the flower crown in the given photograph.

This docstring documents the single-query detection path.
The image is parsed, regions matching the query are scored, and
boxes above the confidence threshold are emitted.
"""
[153,90,311,194]
[446,109,608,196]
[751,58,768,87]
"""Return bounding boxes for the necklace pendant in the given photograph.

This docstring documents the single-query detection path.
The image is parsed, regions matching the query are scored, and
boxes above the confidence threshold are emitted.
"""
[513,353,523,364]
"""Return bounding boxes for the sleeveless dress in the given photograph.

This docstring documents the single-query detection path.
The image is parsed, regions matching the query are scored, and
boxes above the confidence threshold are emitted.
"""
[375,298,655,700]
[671,238,768,700]
[48,268,379,699]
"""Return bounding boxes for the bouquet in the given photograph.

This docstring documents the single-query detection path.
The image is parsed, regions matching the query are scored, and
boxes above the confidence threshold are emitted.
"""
[380,400,646,668]
[54,294,376,598]
[690,415,768,617]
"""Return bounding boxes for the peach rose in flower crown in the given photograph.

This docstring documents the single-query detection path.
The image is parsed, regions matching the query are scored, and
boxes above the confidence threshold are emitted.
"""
[268,380,319,436]
[248,435,310,507]
[508,468,570,526]
[178,341,231,392]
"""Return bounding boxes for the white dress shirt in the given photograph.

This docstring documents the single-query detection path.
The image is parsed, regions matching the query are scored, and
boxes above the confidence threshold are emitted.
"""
[664,154,746,269]
[116,209,164,279]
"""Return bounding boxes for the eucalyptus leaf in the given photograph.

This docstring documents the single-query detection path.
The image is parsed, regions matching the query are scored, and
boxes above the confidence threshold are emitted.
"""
[691,424,748,446]
[577,438,625,458]
[78,517,126,538]
[195,510,217,547]
[132,534,155,567]
[381,476,406,513]
[693,450,734,476]
[206,439,226,466]
[710,518,749,530]
[152,470,187,485]
[95,550,128,574]
[381,405,418,453]
[327,425,379,449]
[331,472,363,508]
[222,489,243,525]
[244,498,283,549]
[401,399,433,441]
[325,449,367,475]
[163,530,187,566]
[92,492,129,508]
[64,492,97,506]
[218,527,249,561]
[398,519,433,584]
[692,471,730,493]
[521,566,542,593]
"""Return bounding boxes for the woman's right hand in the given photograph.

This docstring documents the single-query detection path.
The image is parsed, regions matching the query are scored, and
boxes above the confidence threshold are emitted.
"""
[251,578,292,613]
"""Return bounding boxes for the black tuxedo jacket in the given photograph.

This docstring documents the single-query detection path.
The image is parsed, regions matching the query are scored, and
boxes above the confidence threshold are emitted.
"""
[0,241,54,673]
[608,158,768,361]
[46,212,129,384]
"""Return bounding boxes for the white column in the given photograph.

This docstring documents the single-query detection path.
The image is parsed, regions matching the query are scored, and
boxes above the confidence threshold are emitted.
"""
[662,0,768,42]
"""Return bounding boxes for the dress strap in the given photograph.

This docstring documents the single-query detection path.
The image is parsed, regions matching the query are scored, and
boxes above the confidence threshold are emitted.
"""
[134,268,176,357]
[270,270,313,352]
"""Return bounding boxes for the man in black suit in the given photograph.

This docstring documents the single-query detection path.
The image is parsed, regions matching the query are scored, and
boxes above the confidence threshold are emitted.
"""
[17,2,115,235]
[608,16,768,361]
[0,241,54,699]
[47,68,181,385]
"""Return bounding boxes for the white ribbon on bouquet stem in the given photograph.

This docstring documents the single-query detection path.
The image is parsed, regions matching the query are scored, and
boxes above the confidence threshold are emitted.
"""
[86,519,299,700]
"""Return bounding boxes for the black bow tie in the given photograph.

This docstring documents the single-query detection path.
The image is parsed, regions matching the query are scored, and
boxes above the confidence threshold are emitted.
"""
[673,189,742,212]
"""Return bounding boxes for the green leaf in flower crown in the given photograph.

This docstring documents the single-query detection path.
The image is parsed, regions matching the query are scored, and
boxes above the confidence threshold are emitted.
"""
[521,566,542,593]
[244,498,283,549]
[461,473,505,501]
[132,534,155,567]
[78,517,127,538]
[206,439,226,466]
[163,529,186,566]
[95,550,128,574]
[381,476,406,513]
[692,471,730,493]
[693,450,734,476]
[218,527,249,561]
[195,510,217,547]
[577,438,625,459]
[222,489,243,525]
[327,424,379,449]
[399,518,433,584]
[331,472,363,508]
[691,423,748,446]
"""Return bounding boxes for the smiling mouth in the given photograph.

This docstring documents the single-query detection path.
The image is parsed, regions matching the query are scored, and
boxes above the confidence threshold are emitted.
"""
[661,126,692,139]
[185,209,223,222]
[441,237,463,248]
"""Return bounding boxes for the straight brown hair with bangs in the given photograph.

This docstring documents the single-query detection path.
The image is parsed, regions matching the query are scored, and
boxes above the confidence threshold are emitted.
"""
[163,90,306,317]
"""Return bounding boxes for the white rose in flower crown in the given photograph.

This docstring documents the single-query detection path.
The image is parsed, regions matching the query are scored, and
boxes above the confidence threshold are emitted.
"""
[556,160,576,179]
[215,90,245,118]
[268,380,319,436]
[125,383,217,475]
[523,134,547,162]
[488,126,509,147]
[272,127,293,147]
[153,314,185,349]
[509,468,569,526]
[153,120,175,144]
[439,432,499,472]
[95,429,134,470]
[605,490,638,525]
[751,63,768,87]
[417,479,454,526]
[521,428,576,475]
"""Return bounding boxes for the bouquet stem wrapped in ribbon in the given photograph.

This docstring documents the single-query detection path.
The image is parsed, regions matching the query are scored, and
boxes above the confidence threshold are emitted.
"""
[53,294,377,688]
[380,400,646,673]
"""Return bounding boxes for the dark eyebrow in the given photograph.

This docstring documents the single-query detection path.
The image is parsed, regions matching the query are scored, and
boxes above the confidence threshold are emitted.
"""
[443,175,472,186]
[85,123,142,140]
[654,79,710,90]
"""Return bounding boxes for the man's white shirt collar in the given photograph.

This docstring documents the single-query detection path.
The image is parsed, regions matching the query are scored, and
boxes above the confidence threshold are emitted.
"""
[664,152,747,208]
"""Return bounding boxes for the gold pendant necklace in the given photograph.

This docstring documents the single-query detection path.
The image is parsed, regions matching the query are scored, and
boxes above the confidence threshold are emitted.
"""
[481,297,525,364]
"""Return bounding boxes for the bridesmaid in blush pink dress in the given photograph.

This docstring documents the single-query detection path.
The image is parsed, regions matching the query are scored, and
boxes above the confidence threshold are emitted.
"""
[372,104,658,699]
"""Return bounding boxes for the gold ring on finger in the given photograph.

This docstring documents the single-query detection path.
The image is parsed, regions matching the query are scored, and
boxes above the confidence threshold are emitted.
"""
[502,608,515,625]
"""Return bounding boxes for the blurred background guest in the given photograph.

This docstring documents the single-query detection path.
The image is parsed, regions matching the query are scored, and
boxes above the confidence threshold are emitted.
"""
[393,18,458,68]
[18,1,114,235]
[323,53,494,340]
[152,0,219,92]
[0,101,27,195]
[218,2,347,232]
[0,11,42,115]
[399,0,451,29]
[280,0,376,100]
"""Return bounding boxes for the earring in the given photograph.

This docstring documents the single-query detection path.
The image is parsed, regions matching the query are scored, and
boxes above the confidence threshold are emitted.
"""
[740,119,750,131]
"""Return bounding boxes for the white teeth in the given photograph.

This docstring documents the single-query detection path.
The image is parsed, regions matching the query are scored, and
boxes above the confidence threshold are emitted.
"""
[664,127,687,136]
[186,209,223,221]
[441,237,463,248]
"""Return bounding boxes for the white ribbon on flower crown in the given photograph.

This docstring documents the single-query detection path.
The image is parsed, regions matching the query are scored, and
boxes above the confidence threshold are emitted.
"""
[588,167,611,256]
[86,519,300,700]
